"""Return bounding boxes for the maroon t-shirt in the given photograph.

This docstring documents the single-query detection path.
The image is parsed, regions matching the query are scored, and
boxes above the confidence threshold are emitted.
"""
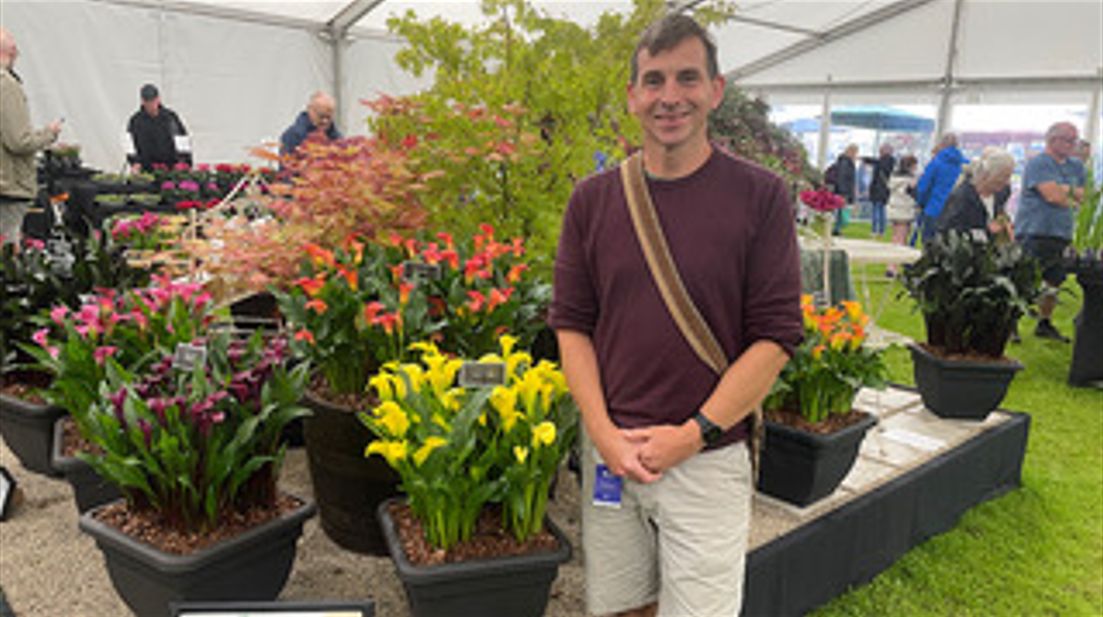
[548,148,803,447]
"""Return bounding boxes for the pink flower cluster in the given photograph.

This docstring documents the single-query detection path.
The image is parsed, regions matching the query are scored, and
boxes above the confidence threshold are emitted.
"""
[32,273,213,360]
[800,189,846,213]
[110,211,162,242]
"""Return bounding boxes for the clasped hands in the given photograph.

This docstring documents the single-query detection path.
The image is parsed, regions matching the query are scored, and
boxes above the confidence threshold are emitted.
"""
[599,422,703,484]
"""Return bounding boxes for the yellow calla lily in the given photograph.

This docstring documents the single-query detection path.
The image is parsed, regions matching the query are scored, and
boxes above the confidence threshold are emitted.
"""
[369,373,394,401]
[532,421,556,448]
[413,436,447,466]
[513,445,529,464]
[374,401,410,437]
[499,334,518,358]
[365,440,407,466]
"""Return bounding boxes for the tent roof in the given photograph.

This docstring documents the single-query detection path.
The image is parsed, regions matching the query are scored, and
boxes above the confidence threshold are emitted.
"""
[174,0,1101,93]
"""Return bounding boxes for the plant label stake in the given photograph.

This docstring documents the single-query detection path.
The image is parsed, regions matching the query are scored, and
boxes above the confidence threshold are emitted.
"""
[458,362,506,388]
[402,261,442,282]
[173,343,208,372]
[46,233,74,278]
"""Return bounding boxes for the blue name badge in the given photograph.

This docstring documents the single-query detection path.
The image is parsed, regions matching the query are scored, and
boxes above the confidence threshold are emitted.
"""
[592,464,623,508]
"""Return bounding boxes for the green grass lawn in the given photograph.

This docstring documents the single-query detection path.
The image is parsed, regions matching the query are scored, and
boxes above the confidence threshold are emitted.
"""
[811,220,1103,616]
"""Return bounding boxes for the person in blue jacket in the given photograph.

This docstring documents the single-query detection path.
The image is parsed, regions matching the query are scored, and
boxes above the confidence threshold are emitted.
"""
[280,92,341,155]
[915,133,967,244]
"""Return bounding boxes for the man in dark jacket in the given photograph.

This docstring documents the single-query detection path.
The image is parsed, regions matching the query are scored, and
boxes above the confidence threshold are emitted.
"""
[831,144,858,235]
[862,143,895,237]
[127,84,191,172]
[280,92,341,155]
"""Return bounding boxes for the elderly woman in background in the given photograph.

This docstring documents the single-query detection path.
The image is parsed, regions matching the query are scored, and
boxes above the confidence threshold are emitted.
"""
[936,147,1016,241]
[885,154,919,277]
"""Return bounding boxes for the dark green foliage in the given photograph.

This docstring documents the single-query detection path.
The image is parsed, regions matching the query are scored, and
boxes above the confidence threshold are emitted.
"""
[708,85,821,189]
[901,231,1039,358]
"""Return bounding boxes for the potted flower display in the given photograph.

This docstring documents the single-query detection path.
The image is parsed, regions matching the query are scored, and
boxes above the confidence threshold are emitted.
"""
[73,330,313,617]
[1,233,149,478]
[273,237,437,554]
[364,337,575,617]
[275,227,551,554]
[901,230,1038,419]
[1067,169,1102,386]
[758,295,887,506]
[25,274,217,510]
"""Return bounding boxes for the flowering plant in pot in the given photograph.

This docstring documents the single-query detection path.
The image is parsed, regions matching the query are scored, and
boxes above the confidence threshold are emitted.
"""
[361,336,576,617]
[385,224,551,358]
[109,212,169,251]
[758,295,886,506]
[272,237,440,554]
[22,274,218,508]
[1,233,149,476]
[900,230,1039,418]
[274,238,440,398]
[74,330,314,617]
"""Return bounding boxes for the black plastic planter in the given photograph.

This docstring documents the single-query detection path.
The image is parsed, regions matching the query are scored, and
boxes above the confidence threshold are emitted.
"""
[302,391,400,555]
[79,495,315,617]
[51,418,122,512]
[1069,267,1103,387]
[757,412,876,507]
[909,343,1022,420]
[378,498,571,617]
[0,373,66,477]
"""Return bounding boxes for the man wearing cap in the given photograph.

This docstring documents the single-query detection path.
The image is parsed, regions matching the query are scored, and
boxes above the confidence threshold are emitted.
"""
[0,27,61,245]
[280,91,341,155]
[127,83,191,172]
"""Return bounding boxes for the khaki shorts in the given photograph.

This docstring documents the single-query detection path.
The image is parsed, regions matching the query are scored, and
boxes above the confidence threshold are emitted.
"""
[581,432,753,617]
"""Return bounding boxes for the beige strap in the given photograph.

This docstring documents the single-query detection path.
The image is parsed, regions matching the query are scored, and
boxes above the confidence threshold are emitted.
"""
[619,152,764,474]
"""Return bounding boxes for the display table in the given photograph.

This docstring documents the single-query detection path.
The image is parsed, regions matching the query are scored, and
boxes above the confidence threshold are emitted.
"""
[742,386,1029,616]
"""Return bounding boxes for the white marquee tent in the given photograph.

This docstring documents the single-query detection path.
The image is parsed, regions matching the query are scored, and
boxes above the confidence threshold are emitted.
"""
[3,0,1101,171]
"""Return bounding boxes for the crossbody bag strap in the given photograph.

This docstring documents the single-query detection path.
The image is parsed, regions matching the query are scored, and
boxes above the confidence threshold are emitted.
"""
[619,152,764,475]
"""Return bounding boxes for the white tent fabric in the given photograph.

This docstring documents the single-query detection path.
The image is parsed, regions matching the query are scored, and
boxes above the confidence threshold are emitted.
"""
[2,0,1100,171]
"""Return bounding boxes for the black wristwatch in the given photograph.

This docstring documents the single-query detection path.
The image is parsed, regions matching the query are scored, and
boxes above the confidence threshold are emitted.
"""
[692,411,724,447]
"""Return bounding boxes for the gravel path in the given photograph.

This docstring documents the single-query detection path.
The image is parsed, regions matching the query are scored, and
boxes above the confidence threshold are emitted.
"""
[0,438,586,617]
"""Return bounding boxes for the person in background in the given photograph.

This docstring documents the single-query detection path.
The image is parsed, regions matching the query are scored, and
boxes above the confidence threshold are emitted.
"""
[127,83,191,172]
[885,154,918,277]
[1014,122,1086,342]
[915,133,967,245]
[280,91,341,155]
[550,13,802,617]
[862,143,895,237]
[1074,138,1091,164]
[0,27,61,246]
[831,144,859,235]
[936,147,1015,240]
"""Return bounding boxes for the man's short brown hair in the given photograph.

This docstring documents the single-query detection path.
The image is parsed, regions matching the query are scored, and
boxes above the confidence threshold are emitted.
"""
[630,13,719,84]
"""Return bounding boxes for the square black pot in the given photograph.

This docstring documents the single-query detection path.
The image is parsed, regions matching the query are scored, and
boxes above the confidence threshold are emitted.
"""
[378,498,571,617]
[909,343,1022,420]
[757,412,876,507]
[0,388,66,477]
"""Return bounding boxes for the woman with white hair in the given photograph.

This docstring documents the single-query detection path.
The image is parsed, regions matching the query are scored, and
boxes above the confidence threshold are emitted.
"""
[936,146,1016,240]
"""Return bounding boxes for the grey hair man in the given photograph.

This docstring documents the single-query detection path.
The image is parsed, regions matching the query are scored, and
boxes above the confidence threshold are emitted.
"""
[280,91,341,155]
[0,27,61,246]
[1014,121,1086,342]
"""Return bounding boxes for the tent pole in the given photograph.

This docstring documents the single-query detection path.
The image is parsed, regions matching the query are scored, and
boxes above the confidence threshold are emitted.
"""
[332,30,342,132]
[935,0,965,138]
[817,75,832,170]
[1086,67,1102,150]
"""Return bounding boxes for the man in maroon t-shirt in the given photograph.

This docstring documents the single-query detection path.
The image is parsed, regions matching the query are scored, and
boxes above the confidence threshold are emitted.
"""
[549,13,802,617]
